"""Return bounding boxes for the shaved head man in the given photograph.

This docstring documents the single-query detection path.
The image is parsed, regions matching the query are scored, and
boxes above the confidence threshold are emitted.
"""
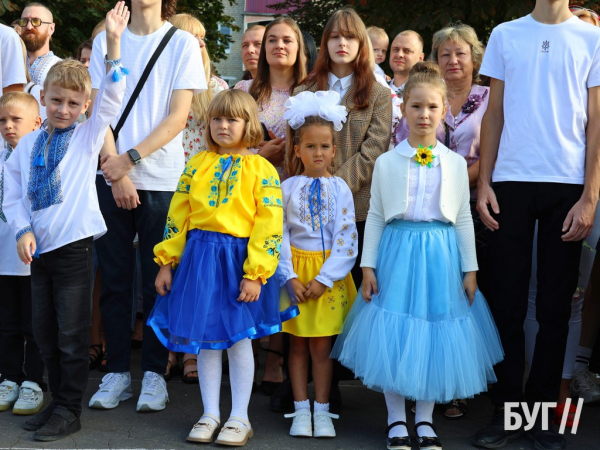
[388,30,425,95]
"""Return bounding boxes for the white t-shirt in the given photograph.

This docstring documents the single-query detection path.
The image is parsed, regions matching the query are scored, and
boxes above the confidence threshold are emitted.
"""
[480,15,600,184]
[90,22,207,191]
[0,24,26,91]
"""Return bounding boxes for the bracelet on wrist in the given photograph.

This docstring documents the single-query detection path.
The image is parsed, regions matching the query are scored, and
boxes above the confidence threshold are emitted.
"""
[104,57,122,67]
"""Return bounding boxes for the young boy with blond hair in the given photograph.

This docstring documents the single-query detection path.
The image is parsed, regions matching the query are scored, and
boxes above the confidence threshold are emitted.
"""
[0,92,45,416]
[367,26,390,82]
[2,2,129,441]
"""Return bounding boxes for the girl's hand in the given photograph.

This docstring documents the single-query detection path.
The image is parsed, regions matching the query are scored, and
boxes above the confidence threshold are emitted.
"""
[291,278,308,303]
[305,279,327,299]
[463,271,477,306]
[258,136,285,166]
[155,264,172,296]
[105,2,130,39]
[361,268,378,302]
[17,232,36,265]
[238,278,262,302]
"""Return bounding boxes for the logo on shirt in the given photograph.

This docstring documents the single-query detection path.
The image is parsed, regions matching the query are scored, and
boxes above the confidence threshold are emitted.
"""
[541,41,550,53]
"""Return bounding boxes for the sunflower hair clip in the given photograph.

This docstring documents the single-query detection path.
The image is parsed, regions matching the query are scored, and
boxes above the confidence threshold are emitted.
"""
[414,145,436,168]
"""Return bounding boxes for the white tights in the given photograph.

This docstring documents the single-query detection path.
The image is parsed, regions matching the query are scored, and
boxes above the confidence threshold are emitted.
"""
[384,392,436,438]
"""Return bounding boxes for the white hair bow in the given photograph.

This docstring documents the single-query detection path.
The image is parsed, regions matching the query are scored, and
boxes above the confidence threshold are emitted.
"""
[283,91,348,131]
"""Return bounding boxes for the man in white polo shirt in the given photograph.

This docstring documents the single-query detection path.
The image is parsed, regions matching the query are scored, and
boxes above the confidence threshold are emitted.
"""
[474,1,600,449]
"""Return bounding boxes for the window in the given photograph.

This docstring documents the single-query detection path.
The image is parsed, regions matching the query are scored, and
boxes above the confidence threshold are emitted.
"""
[219,24,232,54]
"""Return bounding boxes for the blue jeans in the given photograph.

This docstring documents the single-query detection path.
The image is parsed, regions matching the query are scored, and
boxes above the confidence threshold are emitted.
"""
[31,237,93,416]
[95,175,172,374]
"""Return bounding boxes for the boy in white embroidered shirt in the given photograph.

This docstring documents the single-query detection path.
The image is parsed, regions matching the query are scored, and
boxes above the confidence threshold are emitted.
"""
[2,2,129,442]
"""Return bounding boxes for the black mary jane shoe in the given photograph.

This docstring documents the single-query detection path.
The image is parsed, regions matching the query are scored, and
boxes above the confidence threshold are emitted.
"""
[414,421,442,450]
[386,421,412,450]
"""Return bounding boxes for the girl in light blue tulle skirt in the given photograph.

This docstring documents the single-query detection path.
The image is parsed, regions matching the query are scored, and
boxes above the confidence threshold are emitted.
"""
[331,62,503,450]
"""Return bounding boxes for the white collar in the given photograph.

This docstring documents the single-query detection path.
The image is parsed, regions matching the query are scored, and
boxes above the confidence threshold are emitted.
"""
[328,72,354,90]
[394,139,449,161]
[389,79,406,90]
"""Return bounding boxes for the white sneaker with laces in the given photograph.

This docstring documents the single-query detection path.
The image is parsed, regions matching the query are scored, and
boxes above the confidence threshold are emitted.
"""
[313,410,338,438]
[136,371,168,412]
[571,370,600,403]
[0,380,19,411]
[284,408,312,437]
[89,372,133,409]
[13,381,43,415]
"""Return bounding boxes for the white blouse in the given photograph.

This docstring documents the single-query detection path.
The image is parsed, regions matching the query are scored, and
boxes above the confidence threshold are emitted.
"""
[279,175,358,287]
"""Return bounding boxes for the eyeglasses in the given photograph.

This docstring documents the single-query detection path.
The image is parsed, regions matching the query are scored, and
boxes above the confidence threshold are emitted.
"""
[17,18,52,28]
[569,5,600,20]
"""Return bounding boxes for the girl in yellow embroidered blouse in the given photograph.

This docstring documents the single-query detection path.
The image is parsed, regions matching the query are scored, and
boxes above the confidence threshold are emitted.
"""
[148,90,297,444]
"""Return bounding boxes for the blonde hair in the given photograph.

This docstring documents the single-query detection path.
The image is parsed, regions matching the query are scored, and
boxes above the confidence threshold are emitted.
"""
[572,9,600,27]
[19,38,31,83]
[366,26,388,42]
[403,61,447,104]
[285,116,336,177]
[205,90,263,152]
[169,14,215,123]
[43,59,92,97]
[0,91,40,116]
[430,23,485,84]
[92,20,106,40]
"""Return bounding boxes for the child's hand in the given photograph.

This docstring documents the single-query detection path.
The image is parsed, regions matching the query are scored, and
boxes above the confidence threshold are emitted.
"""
[291,278,308,303]
[105,2,130,39]
[17,232,36,265]
[238,278,262,302]
[361,267,378,302]
[155,264,173,296]
[305,279,327,299]
[463,271,477,306]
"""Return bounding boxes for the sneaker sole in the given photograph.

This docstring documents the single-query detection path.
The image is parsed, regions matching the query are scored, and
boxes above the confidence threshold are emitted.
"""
[0,403,15,411]
[314,430,336,438]
[33,421,82,442]
[13,403,43,415]
[290,429,312,437]
[89,391,133,409]
[136,402,167,412]
[472,429,523,449]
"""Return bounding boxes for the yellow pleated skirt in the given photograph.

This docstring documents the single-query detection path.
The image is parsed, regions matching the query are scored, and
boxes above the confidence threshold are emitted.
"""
[281,247,357,337]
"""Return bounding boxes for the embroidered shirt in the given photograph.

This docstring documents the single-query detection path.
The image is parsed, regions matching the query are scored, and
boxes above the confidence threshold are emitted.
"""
[154,151,283,284]
[3,66,127,254]
[27,51,62,86]
[278,175,358,288]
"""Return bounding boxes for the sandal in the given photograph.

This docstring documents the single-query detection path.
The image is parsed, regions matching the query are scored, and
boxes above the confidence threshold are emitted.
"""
[182,353,199,384]
[98,351,108,373]
[443,399,468,420]
[164,352,180,382]
[88,344,104,370]
[414,421,442,450]
[260,348,284,396]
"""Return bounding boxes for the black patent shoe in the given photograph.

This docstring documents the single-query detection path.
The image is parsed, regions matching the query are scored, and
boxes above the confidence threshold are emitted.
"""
[525,421,566,450]
[386,421,412,450]
[23,403,55,431]
[472,406,523,448]
[414,421,442,450]
[33,406,81,441]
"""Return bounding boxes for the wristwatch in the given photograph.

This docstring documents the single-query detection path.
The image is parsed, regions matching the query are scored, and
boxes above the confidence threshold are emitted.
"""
[127,148,142,165]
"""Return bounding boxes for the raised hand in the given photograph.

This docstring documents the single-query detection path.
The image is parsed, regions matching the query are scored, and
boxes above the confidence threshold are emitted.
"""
[105,1,130,39]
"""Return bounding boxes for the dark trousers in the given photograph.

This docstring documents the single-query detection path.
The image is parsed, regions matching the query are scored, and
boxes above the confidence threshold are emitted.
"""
[95,176,171,374]
[31,238,93,416]
[488,182,583,406]
[0,275,45,386]
[350,221,366,288]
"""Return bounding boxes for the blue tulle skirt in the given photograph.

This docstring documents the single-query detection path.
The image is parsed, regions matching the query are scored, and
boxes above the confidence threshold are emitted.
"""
[148,229,299,353]
[331,220,503,403]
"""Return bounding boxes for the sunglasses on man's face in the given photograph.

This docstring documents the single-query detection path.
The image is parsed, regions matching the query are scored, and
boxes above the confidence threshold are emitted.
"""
[17,18,52,28]
[569,5,600,20]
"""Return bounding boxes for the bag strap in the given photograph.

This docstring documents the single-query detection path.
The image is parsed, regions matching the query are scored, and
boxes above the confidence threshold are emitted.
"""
[112,25,177,142]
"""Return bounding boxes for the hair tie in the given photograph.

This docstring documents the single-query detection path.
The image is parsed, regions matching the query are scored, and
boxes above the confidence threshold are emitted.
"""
[283,91,348,131]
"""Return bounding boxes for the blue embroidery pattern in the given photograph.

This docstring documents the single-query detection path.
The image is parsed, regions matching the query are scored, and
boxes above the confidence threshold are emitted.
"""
[208,156,240,207]
[299,181,334,229]
[263,235,282,259]
[163,216,179,241]
[261,176,280,189]
[28,52,57,86]
[27,125,76,212]
[16,225,33,242]
[0,145,13,223]
[263,196,282,208]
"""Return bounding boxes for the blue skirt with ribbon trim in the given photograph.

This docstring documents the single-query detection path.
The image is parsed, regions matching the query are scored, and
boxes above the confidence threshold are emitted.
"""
[148,229,299,353]
[331,220,503,403]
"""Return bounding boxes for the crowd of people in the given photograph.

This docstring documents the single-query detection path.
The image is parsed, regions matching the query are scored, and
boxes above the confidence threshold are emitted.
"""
[0,0,600,449]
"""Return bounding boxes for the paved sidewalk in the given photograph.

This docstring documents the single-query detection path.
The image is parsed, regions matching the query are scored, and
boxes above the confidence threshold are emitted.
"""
[1,351,599,449]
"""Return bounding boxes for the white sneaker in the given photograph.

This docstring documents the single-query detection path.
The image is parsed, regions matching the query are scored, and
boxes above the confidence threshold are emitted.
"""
[13,381,43,415]
[313,410,338,438]
[0,380,19,411]
[136,371,168,412]
[89,372,133,409]
[571,370,600,404]
[284,409,312,437]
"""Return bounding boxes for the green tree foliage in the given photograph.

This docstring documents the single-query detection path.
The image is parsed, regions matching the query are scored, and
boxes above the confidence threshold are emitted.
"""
[0,0,237,62]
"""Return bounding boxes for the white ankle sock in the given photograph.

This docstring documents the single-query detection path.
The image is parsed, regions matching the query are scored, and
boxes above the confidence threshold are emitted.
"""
[294,399,310,411]
[314,401,329,412]
[574,346,593,373]
[198,349,222,425]
[415,400,436,437]
[384,392,408,437]
[227,339,253,429]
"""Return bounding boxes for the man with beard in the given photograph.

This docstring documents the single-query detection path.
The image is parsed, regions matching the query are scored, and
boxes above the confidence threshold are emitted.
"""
[20,3,61,86]
[388,30,424,97]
